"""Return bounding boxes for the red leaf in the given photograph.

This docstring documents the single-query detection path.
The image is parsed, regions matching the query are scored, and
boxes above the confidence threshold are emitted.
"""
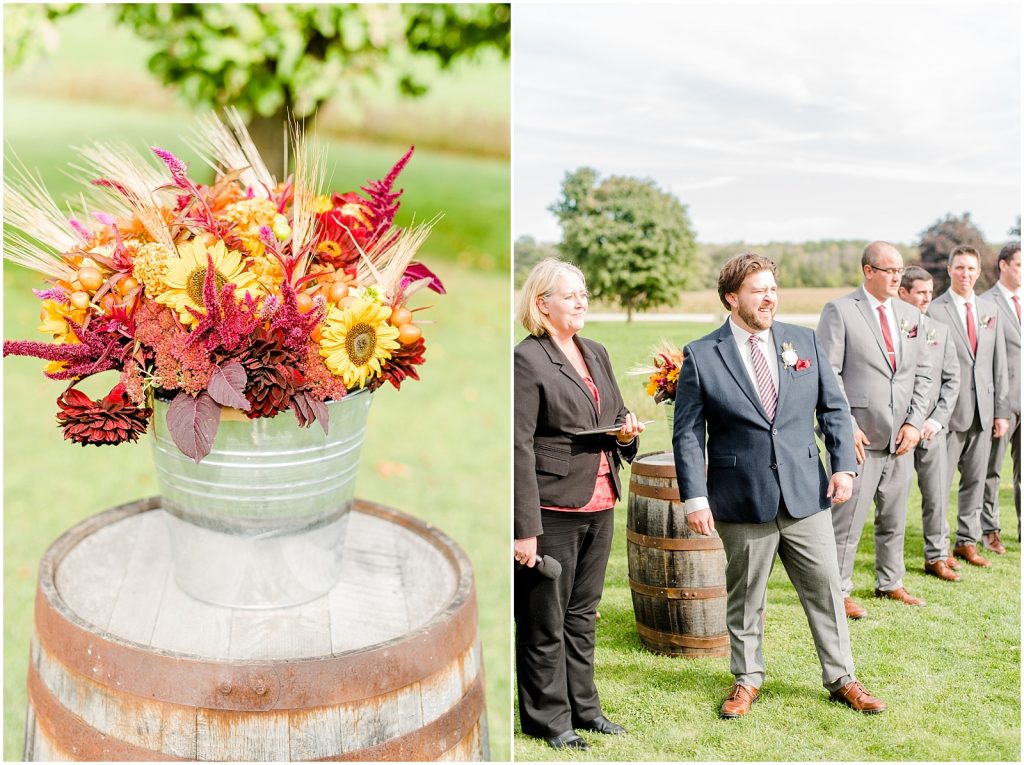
[167,391,221,463]
[308,396,329,435]
[291,391,313,427]
[207,361,250,411]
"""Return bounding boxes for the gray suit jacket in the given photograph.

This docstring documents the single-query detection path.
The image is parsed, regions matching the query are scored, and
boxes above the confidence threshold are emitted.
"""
[672,320,856,524]
[917,316,961,451]
[514,333,639,539]
[927,291,1010,432]
[816,286,932,453]
[982,285,1021,416]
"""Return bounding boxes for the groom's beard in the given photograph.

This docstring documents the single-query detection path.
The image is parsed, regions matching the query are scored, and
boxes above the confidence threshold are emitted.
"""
[738,302,775,331]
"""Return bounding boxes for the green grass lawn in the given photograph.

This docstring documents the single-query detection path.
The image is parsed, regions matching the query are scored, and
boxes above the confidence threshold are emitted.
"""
[3,100,511,760]
[514,320,1021,761]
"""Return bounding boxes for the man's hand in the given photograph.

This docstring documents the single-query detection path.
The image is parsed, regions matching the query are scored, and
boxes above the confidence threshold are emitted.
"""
[514,537,538,567]
[828,472,854,504]
[853,428,870,465]
[894,424,921,455]
[921,420,940,441]
[994,418,1010,439]
[686,508,715,536]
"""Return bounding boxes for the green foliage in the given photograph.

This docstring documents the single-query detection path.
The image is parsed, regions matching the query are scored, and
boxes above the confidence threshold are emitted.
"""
[700,240,877,289]
[2,3,80,69]
[551,168,704,321]
[513,236,560,287]
[917,212,995,293]
[113,3,510,119]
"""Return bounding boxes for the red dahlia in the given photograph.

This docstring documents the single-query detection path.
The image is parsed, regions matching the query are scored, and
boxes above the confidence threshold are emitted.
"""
[56,384,152,446]
[368,338,426,392]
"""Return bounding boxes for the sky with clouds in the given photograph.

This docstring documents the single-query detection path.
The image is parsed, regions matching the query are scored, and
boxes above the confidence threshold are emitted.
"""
[514,2,1021,245]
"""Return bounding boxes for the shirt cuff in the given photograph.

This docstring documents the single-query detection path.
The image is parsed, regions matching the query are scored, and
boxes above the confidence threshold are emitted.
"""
[684,496,710,514]
[925,418,942,433]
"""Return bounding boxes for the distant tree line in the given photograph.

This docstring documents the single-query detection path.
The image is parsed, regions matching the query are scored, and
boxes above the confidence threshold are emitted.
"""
[517,167,1019,314]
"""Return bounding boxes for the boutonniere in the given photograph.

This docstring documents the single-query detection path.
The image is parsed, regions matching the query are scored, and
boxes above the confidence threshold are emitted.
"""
[898,318,918,338]
[981,314,996,329]
[926,327,939,347]
[781,342,812,371]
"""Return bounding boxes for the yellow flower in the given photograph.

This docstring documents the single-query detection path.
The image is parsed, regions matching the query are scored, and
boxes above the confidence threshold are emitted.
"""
[156,239,262,326]
[131,242,173,297]
[319,297,400,389]
[37,299,87,342]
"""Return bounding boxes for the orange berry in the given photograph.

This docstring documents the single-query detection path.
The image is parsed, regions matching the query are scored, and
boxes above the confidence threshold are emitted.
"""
[77,267,103,291]
[99,293,118,310]
[311,324,323,342]
[296,292,314,313]
[390,306,412,326]
[69,291,91,310]
[117,277,139,296]
[328,282,350,303]
[397,323,421,345]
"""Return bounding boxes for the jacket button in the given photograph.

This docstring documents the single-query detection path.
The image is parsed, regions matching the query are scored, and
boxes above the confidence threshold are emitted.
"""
[772,429,778,435]
[770,463,778,470]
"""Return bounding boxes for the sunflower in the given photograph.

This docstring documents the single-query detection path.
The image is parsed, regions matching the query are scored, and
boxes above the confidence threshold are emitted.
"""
[155,239,262,326]
[319,297,400,389]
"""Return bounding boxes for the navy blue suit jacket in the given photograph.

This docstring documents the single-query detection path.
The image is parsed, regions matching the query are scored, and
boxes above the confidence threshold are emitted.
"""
[672,320,857,524]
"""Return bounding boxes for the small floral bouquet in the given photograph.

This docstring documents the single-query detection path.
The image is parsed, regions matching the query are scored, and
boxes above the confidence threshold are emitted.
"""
[4,109,443,462]
[630,340,685,405]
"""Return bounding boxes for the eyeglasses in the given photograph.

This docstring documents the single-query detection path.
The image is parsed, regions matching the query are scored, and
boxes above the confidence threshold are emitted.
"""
[866,265,906,277]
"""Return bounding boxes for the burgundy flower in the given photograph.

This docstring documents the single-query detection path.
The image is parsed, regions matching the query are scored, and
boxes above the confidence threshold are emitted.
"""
[795,358,812,372]
[368,338,426,392]
[56,384,152,446]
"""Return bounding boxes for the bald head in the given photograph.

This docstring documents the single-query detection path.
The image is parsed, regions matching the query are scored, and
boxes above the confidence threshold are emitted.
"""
[861,241,901,269]
[861,241,904,300]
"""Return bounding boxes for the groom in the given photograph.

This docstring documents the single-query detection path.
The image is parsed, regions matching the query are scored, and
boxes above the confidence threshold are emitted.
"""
[672,252,886,718]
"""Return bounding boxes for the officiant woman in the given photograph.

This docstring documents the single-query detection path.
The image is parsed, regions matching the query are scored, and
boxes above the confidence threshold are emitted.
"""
[513,258,644,751]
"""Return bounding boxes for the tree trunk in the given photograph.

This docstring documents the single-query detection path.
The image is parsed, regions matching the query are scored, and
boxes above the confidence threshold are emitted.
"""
[245,109,307,182]
[626,301,634,323]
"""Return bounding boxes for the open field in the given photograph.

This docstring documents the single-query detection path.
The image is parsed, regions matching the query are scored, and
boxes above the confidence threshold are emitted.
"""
[513,321,1021,761]
[589,287,850,317]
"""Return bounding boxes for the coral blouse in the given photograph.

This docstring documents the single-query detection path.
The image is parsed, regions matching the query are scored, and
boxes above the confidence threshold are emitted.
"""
[540,373,617,512]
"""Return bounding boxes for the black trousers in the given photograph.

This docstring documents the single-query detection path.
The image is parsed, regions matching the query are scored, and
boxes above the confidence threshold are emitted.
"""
[514,508,614,738]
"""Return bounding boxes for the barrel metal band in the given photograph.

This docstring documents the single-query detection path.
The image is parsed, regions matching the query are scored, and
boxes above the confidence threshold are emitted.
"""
[26,661,485,762]
[630,453,678,478]
[629,578,727,600]
[626,527,723,551]
[635,622,730,649]
[628,481,680,500]
[33,497,480,711]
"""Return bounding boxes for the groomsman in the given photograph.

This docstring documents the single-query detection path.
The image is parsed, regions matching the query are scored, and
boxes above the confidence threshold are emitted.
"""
[981,242,1021,545]
[927,245,1010,567]
[674,252,885,718]
[817,241,931,618]
[898,266,962,581]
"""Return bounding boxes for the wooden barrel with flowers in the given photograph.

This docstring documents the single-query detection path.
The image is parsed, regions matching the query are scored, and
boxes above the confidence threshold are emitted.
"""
[627,452,730,658]
[23,497,488,762]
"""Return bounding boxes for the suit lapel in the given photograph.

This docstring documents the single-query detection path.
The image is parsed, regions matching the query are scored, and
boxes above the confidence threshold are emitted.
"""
[772,324,792,417]
[853,286,893,370]
[713,321,770,422]
[538,334,599,419]
[938,293,974,359]
[990,288,1021,340]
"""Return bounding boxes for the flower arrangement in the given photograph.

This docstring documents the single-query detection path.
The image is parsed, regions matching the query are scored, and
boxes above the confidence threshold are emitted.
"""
[4,110,443,462]
[630,340,685,405]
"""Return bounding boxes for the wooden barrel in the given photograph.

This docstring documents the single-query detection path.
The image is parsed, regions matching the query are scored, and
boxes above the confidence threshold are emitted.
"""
[627,452,730,658]
[24,497,488,761]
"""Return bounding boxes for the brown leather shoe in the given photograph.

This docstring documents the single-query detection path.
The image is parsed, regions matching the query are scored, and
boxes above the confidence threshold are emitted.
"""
[844,596,867,619]
[720,683,759,719]
[982,531,1006,555]
[924,559,960,582]
[953,543,992,568]
[874,587,926,606]
[829,681,887,713]
[946,555,961,571]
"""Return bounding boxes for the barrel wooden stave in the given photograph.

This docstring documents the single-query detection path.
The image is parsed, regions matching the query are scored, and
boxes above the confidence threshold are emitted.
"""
[24,499,488,762]
[627,452,730,658]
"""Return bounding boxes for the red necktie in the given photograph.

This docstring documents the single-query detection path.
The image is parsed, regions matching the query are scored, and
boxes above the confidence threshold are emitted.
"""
[748,335,777,421]
[877,305,896,371]
[964,301,978,355]
[1013,295,1021,324]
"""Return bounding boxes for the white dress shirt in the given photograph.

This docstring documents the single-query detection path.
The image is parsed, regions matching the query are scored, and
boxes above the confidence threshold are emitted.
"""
[948,290,980,338]
[996,281,1022,322]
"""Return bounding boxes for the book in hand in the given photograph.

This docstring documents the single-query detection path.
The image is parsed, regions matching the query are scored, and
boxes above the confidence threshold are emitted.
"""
[575,420,654,437]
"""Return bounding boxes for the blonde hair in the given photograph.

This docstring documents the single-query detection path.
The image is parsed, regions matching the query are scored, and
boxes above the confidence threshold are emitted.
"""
[517,258,586,336]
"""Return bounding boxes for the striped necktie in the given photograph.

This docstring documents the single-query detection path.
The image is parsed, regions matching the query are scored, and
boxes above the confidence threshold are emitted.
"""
[748,335,777,421]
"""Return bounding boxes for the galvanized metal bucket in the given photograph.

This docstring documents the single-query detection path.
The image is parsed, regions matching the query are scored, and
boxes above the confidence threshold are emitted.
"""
[150,389,372,609]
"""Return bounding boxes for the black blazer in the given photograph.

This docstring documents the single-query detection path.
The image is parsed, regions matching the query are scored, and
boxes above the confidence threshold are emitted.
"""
[514,333,639,538]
